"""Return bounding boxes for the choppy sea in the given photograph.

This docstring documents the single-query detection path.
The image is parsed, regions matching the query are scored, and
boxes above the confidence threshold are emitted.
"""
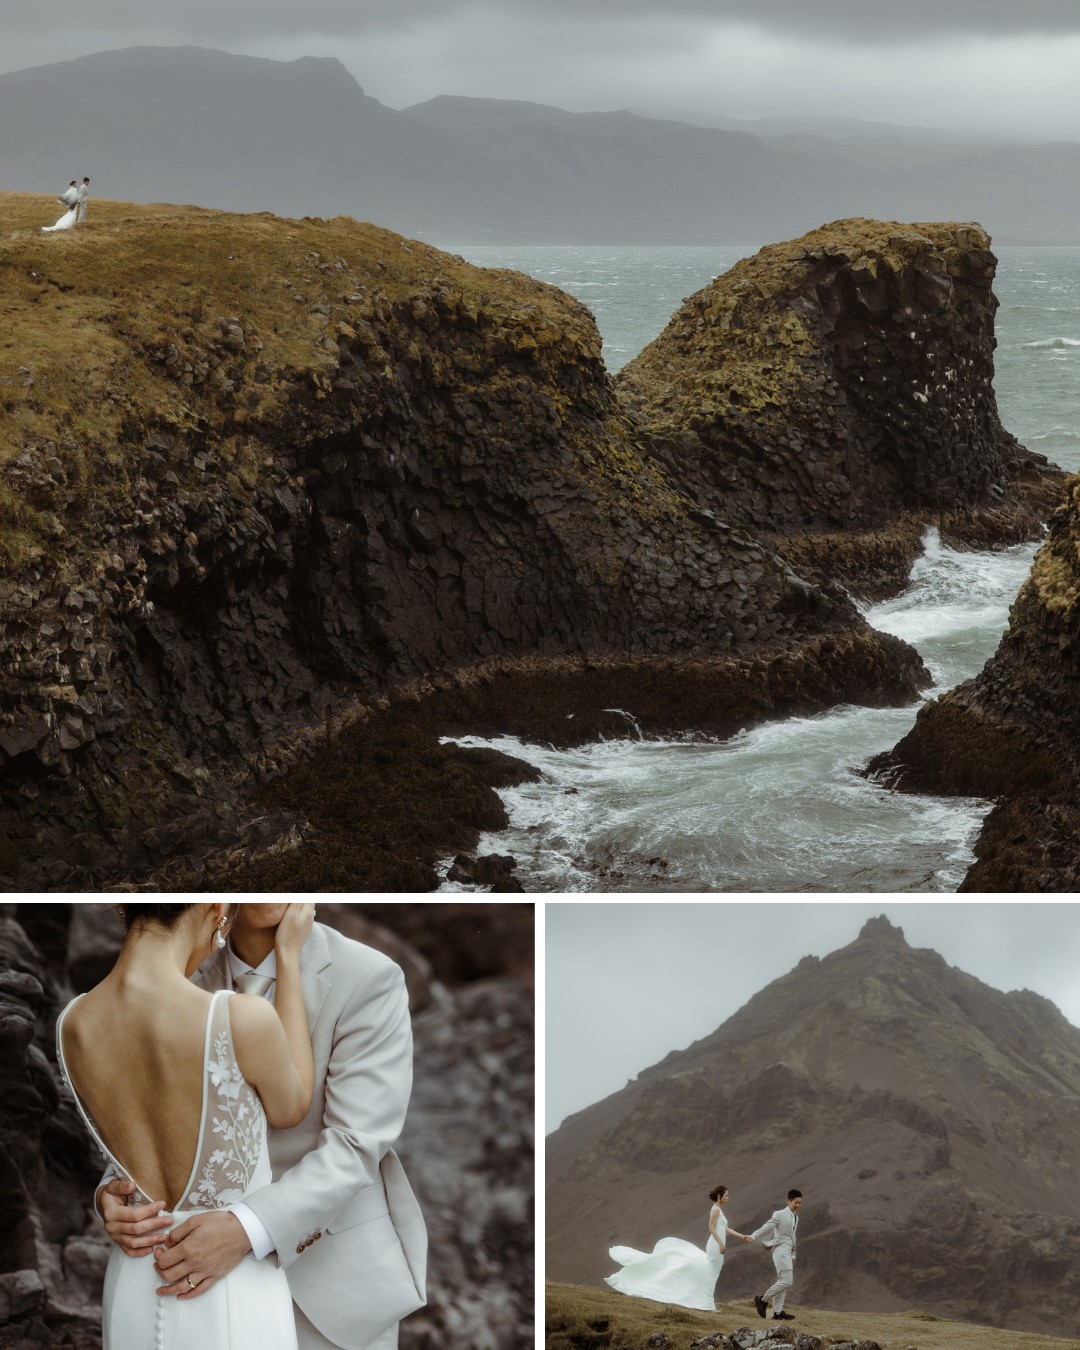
[434,243,1080,892]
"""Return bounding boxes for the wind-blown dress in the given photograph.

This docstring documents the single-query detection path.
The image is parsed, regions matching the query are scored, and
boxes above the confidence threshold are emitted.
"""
[605,1207,726,1311]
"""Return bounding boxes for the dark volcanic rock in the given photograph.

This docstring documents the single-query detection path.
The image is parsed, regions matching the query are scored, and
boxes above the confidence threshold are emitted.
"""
[0,210,931,891]
[617,218,1062,596]
[546,915,1080,1336]
[868,477,1080,890]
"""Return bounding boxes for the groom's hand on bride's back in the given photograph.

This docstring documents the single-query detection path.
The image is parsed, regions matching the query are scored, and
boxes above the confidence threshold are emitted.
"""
[98,1178,173,1258]
[153,1211,253,1299]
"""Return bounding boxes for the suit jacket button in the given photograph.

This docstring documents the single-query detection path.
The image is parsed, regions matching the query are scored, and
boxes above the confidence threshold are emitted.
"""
[314,1232,322,1240]
[296,1244,304,1254]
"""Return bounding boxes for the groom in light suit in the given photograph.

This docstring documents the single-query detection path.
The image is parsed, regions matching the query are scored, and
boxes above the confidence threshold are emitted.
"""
[97,904,427,1350]
[749,1188,802,1321]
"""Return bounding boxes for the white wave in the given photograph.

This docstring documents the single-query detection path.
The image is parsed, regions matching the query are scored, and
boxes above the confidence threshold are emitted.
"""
[1021,337,1080,349]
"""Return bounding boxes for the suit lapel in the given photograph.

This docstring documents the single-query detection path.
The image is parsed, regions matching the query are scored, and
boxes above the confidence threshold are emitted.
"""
[299,923,332,1039]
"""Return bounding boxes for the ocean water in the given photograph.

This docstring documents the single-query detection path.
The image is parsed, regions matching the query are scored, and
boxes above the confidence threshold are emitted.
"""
[437,243,1080,893]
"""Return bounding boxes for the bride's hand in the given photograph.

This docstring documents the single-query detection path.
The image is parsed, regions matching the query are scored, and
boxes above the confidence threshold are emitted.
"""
[274,902,316,961]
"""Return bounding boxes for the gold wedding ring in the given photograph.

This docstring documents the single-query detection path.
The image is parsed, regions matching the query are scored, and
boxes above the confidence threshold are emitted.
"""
[185,1276,196,1289]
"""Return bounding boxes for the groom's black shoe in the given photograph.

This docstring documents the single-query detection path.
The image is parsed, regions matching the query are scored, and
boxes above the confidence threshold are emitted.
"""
[754,1295,768,1319]
[773,1311,796,1320]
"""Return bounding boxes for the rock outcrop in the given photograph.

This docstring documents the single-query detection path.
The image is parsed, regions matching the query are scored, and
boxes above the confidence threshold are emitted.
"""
[617,218,1061,597]
[0,202,933,890]
[868,479,1080,889]
[0,902,532,1350]
[546,917,1080,1335]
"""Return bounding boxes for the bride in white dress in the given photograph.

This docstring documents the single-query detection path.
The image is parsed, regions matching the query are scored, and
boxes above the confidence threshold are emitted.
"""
[605,1185,751,1311]
[42,181,79,231]
[55,902,315,1350]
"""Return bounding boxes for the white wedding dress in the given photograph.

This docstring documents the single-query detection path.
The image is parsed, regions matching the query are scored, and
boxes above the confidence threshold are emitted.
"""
[56,989,298,1350]
[42,207,77,232]
[605,1207,726,1311]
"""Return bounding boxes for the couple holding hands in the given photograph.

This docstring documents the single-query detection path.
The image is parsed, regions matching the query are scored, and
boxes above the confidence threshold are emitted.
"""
[607,1184,803,1321]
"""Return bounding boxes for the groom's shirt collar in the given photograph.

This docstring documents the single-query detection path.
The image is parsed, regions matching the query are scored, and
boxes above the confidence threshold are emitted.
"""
[226,943,278,983]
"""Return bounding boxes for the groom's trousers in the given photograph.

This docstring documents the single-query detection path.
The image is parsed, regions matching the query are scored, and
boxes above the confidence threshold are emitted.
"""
[294,1303,398,1350]
[761,1244,794,1313]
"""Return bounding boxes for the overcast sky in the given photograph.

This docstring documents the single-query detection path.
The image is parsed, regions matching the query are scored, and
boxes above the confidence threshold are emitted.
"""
[544,900,1080,1134]
[4,1,1080,142]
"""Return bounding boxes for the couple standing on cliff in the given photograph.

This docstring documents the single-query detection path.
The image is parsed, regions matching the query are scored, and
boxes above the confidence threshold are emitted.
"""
[605,1185,803,1321]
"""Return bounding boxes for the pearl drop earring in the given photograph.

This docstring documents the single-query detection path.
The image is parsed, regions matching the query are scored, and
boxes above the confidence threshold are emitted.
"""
[214,916,228,950]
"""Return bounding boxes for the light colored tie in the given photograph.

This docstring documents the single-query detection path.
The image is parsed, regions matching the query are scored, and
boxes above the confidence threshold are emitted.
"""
[235,971,275,997]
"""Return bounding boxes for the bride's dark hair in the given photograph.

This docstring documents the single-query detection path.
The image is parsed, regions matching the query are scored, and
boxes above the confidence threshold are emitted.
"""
[118,903,233,932]
[708,1184,728,1202]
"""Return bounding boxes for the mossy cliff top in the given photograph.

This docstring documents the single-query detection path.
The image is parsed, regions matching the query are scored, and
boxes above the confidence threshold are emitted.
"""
[617,216,1057,539]
[1,193,626,573]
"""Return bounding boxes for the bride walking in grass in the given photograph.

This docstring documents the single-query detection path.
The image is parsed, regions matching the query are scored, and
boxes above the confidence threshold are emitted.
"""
[41,179,79,231]
[605,1183,751,1311]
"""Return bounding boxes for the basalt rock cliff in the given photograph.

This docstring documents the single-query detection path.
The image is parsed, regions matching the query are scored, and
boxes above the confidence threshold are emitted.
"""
[0,902,533,1350]
[868,479,1080,890]
[0,199,935,890]
[0,200,1054,889]
[617,219,1061,598]
[546,916,1080,1336]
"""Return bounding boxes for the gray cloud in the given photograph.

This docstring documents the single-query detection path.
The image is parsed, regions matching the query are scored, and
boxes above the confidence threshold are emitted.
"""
[4,2,1079,146]
[7,1,1080,41]
[545,902,1080,1134]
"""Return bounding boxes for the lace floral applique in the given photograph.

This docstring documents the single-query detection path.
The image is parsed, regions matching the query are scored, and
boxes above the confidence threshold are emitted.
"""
[187,1026,265,1210]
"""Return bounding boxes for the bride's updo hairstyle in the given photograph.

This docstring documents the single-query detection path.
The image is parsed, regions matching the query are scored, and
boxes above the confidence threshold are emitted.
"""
[118,903,233,932]
[708,1184,728,1202]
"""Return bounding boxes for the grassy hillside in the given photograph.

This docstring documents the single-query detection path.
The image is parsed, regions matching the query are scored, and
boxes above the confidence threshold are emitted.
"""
[546,1282,1080,1349]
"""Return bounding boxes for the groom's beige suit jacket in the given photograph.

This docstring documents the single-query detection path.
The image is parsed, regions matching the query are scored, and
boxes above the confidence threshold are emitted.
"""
[196,921,427,1350]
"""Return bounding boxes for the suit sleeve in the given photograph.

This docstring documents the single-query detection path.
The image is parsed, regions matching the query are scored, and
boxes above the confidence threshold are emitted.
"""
[241,957,413,1269]
[751,1213,779,1243]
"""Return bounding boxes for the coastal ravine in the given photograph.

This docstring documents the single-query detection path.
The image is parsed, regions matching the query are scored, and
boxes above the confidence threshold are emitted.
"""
[440,531,1039,892]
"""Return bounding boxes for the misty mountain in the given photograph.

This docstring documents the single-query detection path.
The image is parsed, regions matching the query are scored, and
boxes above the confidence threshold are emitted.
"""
[546,916,1080,1334]
[2,46,1079,244]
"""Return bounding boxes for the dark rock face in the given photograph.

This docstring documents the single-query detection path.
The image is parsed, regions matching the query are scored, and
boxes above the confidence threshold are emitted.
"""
[546,916,1080,1335]
[0,904,532,1350]
[617,218,1061,593]
[0,213,932,891]
[869,479,1080,890]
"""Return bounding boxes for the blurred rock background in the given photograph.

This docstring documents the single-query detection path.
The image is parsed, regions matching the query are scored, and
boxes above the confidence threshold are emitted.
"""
[0,901,534,1350]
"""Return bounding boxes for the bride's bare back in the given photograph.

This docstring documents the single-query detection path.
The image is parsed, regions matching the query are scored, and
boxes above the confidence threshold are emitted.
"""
[60,977,216,1209]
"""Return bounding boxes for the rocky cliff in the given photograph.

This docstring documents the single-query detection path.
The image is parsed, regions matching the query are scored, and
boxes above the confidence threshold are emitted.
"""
[0,902,532,1350]
[617,219,1060,597]
[0,198,942,890]
[868,478,1080,890]
[546,916,1080,1335]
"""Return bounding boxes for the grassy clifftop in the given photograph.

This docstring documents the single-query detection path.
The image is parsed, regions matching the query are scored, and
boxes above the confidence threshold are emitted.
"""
[1,192,616,572]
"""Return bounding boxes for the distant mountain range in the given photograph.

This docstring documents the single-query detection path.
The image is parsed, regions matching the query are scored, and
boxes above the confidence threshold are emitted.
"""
[3,46,1080,245]
[546,916,1080,1335]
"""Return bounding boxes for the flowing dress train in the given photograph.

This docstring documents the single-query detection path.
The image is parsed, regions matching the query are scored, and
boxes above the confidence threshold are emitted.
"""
[57,989,298,1350]
[42,208,77,232]
[605,1208,726,1311]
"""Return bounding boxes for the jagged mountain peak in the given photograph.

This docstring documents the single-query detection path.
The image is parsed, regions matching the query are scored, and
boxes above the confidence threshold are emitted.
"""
[855,913,906,943]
